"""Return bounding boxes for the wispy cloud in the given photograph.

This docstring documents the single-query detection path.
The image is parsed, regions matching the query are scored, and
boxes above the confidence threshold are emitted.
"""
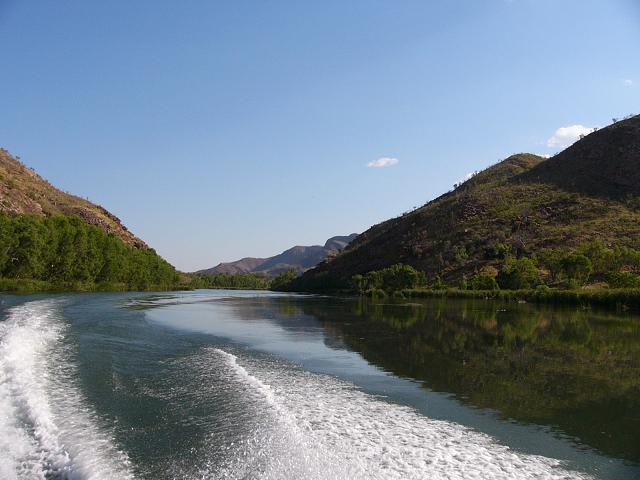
[367,157,399,168]
[624,78,634,86]
[546,125,595,148]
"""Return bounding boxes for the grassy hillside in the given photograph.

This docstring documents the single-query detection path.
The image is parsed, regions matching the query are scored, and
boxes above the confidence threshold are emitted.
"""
[293,115,640,291]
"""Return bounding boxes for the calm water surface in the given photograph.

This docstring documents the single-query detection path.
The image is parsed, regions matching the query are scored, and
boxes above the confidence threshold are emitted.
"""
[0,290,638,479]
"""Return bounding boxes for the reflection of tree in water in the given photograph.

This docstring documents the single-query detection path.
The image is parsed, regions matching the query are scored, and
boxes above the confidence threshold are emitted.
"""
[270,296,640,464]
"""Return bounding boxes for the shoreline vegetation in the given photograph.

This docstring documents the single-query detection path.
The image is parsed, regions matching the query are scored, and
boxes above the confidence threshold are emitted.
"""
[0,213,179,292]
[4,276,640,312]
[4,265,640,311]
[281,252,640,310]
[393,287,640,310]
[0,277,180,294]
[2,213,640,311]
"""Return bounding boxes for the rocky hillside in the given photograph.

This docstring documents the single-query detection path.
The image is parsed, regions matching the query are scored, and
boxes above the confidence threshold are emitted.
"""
[198,234,358,276]
[294,115,640,290]
[0,149,147,248]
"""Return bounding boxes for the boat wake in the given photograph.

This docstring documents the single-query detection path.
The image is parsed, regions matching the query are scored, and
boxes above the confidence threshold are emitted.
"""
[199,347,590,480]
[0,300,135,480]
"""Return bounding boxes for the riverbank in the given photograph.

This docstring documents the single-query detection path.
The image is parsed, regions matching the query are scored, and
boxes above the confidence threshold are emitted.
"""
[5,277,640,312]
[0,278,182,294]
[397,287,640,310]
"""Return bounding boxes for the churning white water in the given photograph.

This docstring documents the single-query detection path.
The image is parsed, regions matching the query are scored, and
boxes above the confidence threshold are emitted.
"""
[0,300,135,480]
[204,347,590,480]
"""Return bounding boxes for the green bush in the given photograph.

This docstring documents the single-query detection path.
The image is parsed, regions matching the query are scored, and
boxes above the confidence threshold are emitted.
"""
[560,254,592,287]
[535,284,551,294]
[381,264,420,291]
[470,274,499,290]
[271,269,298,291]
[351,274,366,293]
[605,271,640,288]
[497,256,541,290]
[432,275,448,290]
[352,264,423,292]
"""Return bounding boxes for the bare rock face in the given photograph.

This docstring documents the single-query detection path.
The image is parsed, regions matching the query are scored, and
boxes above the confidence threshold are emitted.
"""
[0,149,147,248]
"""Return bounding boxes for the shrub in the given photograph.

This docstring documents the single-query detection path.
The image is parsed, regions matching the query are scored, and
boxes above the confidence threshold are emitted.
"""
[432,275,447,290]
[470,274,499,290]
[497,256,541,289]
[381,263,420,291]
[351,274,365,293]
[355,264,423,292]
[560,254,592,287]
[271,270,297,291]
[605,271,640,288]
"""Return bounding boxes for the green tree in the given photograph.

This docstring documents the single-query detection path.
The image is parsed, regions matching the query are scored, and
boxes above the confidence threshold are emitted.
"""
[0,213,178,290]
[604,271,640,288]
[364,270,383,290]
[380,263,420,291]
[578,240,615,274]
[497,256,541,290]
[537,248,564,283]
[271,270,297,291]
[351,274,366,293]
[560,254,592,287]
[432,275,447,290]
[0,214,15,273]
[470,274,499,290]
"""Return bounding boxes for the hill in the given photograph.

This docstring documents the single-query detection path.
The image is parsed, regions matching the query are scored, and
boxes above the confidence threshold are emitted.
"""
[0,149,178,291]
[293,115,640,291]
[0,149,146,247]
[198,234,358,276]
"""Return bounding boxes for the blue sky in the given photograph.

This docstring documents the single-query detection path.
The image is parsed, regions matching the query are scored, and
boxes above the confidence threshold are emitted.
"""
[1,0,639,271]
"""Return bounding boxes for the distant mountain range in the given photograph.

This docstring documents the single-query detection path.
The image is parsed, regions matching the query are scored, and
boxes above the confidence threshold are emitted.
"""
[197,234,358,276]
[294,114,640,290]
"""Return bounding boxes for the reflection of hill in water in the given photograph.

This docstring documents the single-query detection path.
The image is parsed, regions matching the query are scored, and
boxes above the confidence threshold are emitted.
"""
[230,296,640,465]
[222,296,351,351]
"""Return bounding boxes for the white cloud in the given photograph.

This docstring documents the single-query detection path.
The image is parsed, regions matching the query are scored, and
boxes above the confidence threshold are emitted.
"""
[546,125,594,148]
[535,153,551,159]
[624,78,634,86]
[367,157,399,168]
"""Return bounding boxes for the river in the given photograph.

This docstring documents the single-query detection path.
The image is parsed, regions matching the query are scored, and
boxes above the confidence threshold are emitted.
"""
[0,290,638,479]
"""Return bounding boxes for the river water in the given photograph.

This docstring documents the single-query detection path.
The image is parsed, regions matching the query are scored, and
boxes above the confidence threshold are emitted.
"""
[0,290,638,479]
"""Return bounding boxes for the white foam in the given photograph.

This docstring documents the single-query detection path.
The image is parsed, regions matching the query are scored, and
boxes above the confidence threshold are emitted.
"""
[207,347,591,480]
[0,300,135,480]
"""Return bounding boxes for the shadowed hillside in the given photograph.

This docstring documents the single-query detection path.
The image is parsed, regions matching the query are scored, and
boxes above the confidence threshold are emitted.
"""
[293,115,640,291]
[522,117,640,198]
